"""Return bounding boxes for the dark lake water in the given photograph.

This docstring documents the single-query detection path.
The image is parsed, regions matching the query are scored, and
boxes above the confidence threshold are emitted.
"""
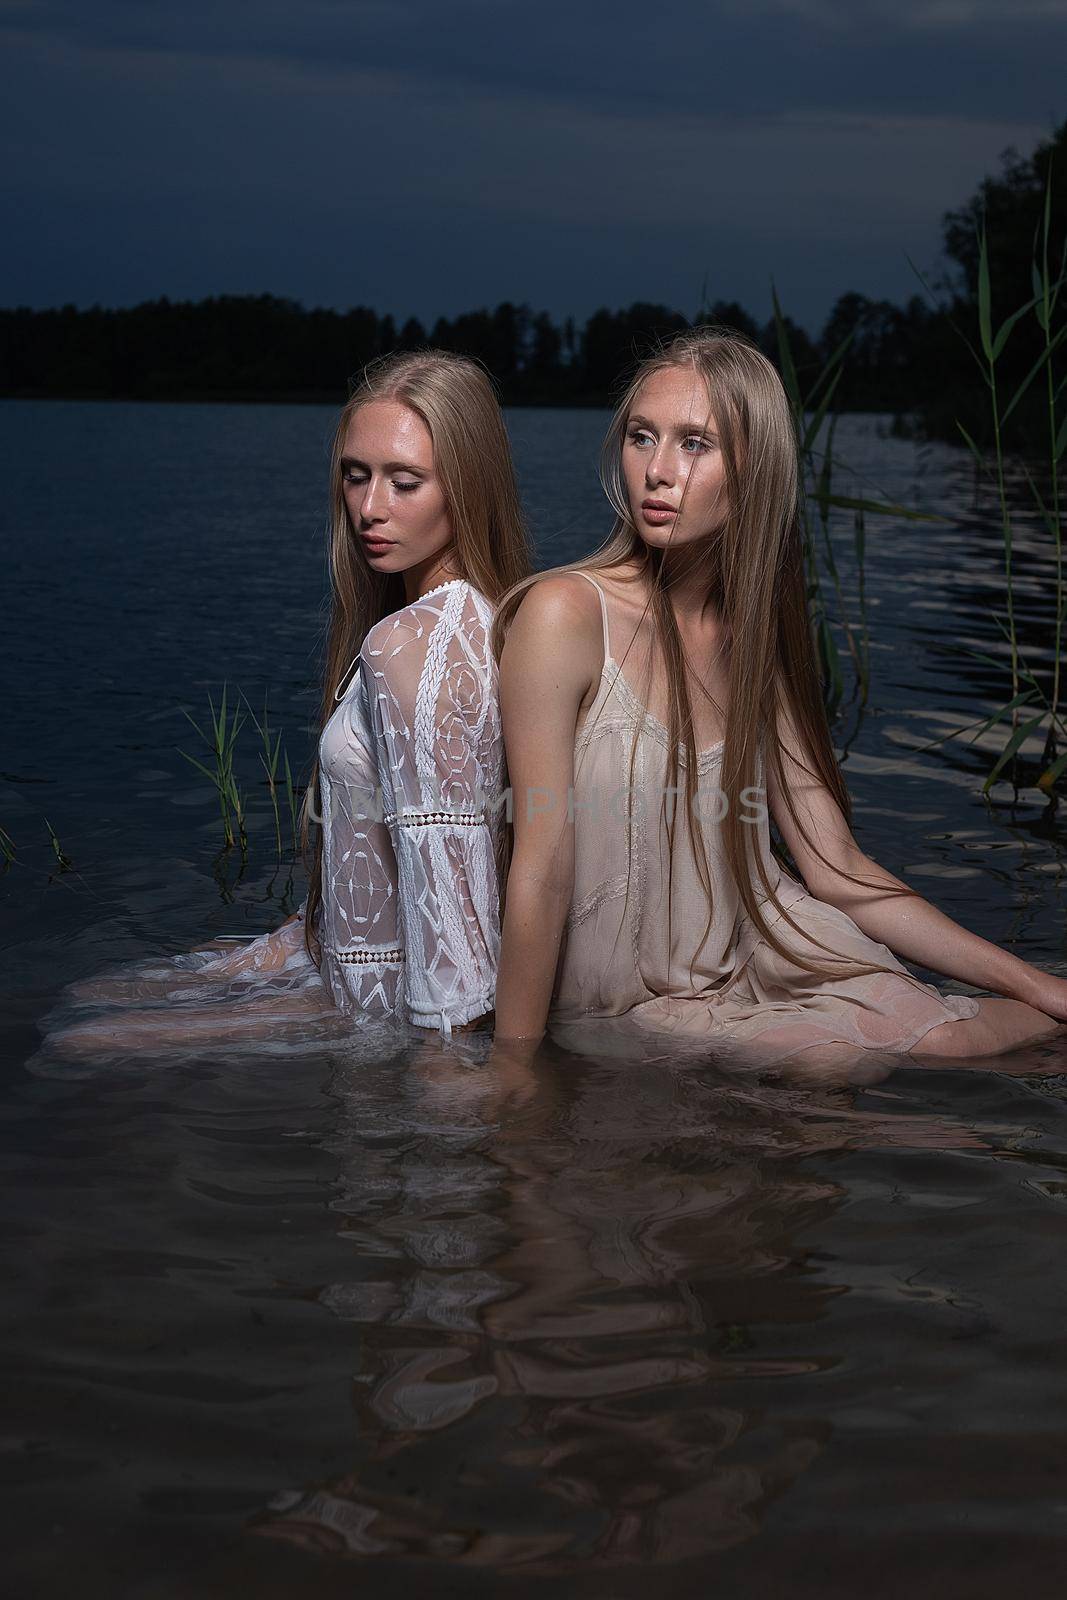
[2,400,1067,1597]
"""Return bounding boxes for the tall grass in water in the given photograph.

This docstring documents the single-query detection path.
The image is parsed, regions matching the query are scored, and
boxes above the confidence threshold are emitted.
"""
[770,290,943,726]
[243,692,285,860]
[283,751,300,863]
[43,818,72,873]
[1028,172,1067,792]
[923,169,1066,796]
[178,685,248,853]
[176,684,304,879]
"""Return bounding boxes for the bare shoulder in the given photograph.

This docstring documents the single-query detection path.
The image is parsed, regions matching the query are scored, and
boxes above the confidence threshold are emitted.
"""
[500,571,602,705]
[507,571,602,655]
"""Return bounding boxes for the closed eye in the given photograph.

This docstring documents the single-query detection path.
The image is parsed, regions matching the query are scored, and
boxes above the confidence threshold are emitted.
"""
[342,468,421,492]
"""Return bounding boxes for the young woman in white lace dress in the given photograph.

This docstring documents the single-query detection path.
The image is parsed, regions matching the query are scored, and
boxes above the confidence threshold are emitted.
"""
[490,327,1066,1072]
[49,351,530,1052]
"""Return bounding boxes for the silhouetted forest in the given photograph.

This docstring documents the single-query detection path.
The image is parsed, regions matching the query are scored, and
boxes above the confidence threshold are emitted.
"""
[2,121,1063,449]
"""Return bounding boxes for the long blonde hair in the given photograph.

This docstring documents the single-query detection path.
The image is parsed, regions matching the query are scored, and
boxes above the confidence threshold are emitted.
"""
[303,349,531,960]
[491,324,919,989]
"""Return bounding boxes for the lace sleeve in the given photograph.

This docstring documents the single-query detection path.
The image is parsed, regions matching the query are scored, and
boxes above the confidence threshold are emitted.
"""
[359,586,501,1038]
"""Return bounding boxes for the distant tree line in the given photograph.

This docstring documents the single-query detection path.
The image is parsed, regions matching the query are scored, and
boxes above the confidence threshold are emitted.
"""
[0,287,956,412]
[1,121,1062,448]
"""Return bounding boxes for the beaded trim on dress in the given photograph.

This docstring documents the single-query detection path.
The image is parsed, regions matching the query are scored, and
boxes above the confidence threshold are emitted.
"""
[328,947,405,966]
[384,810,486,827]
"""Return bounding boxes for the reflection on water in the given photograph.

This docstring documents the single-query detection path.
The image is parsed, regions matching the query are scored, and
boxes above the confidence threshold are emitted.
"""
[18,1017,1065,1591]
[4,404,1067,1593]
[251,1028,1067,1576]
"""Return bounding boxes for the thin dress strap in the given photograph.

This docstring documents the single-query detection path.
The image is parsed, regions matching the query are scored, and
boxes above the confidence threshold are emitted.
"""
[571,570,611,667]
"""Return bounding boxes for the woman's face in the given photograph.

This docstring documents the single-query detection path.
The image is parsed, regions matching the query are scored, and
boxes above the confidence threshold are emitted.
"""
[340,400,454,576]
[621,365,729,547]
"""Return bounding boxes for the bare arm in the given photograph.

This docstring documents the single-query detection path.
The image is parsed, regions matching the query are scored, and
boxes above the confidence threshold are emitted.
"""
[766,697,1051,1009]
[493,576,601,1040]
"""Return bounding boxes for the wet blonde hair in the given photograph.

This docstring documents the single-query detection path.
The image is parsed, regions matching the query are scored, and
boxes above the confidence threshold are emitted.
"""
[492,324,919,989]
[303,349,531,961]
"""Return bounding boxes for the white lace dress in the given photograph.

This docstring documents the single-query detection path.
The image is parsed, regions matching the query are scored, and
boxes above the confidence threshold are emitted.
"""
[51,579,504,1050]
[316,577,503,1035]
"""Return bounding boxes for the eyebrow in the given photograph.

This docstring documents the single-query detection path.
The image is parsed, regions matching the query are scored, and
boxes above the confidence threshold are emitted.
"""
[628,413,718,438]
[339,455,428,473]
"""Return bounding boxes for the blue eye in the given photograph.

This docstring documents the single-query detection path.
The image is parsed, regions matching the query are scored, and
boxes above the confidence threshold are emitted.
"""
[627,428,653,447]
[682,436,709,453]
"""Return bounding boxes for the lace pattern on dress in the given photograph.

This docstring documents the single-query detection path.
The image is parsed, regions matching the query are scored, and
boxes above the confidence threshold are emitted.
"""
[564,873,630,934]
[353,581,503,1038]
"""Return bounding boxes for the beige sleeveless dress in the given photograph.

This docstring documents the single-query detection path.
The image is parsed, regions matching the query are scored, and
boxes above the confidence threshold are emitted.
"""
[547,572,982,1064]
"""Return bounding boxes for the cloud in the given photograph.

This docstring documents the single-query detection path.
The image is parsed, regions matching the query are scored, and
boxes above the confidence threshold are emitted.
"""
[3,0,1066,120]
[0,0,1061,325]
[719,0,1067,23]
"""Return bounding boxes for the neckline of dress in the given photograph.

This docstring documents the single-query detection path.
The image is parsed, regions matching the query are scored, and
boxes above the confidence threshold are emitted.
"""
[604,654,726,761]
[331,580,471,705]
[413,578,468,603]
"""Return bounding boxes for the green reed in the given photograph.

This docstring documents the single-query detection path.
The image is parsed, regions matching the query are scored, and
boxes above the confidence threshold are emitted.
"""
[283,750,300,862]
[176,683,303,873]
[1031,169,1067,791]
[771,289,944,725]
[243,691,285,860]
[178,684,248,853]
[43,817,72,873]
[921,166,1067,795]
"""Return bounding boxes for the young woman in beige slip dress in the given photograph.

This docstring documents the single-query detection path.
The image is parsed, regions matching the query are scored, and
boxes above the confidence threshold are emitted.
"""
[548,568,987,1066]
[490,327,1067,1071]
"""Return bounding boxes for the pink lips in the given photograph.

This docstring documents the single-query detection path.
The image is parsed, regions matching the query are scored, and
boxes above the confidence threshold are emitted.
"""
[641,501,677,526]
[360,537,395,555]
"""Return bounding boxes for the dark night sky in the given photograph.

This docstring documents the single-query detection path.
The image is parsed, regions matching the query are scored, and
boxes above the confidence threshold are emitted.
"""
[2,0,1064,331]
